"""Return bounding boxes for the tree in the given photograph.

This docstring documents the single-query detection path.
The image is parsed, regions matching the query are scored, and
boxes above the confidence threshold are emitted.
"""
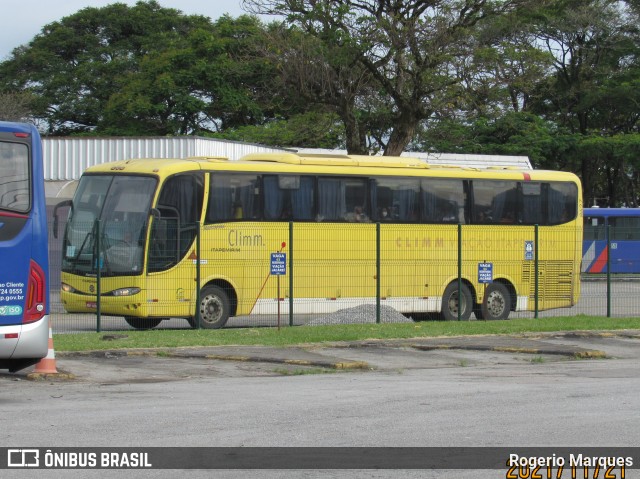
[258,24,374,153]
[245,0,542,155]
[414,111,579,168]
[102,14,277,135]
[0,1,342,144]
[212,110,345,148]
[527,0,640,205]
[0,2,218,134]
[0,92,33,122]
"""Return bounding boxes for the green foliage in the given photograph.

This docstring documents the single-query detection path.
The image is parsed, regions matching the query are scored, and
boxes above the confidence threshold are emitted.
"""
[1,1,211,133]
[0,3,280,136]
[209,111,344,148]
[416,112,579,169]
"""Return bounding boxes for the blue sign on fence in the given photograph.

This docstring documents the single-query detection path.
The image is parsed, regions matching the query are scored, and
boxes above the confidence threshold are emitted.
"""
[478,263,493,283]
[270,253,286,275]
[525,241,534,260]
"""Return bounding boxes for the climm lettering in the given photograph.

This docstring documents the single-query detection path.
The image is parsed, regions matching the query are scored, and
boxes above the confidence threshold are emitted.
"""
[395,237,526,250]
[396,237,446,248]
[228,229,264,247]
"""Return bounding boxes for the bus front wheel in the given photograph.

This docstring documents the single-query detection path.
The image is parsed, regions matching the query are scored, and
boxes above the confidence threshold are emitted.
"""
[198,285,230,329]
[441,283,472,321]
[480,283,511,320]
[124,316,163,330]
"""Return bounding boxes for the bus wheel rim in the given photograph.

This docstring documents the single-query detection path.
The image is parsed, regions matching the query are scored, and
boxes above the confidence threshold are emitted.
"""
[201,295,222,323]
[486,290,505,317]
[448,292,465,315]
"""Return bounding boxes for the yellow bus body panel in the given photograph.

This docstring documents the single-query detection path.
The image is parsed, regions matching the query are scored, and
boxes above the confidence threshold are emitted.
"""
[60,153,582,320]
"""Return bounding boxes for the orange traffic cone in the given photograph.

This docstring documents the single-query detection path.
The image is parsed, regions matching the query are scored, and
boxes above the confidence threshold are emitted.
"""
[32,320,58,374]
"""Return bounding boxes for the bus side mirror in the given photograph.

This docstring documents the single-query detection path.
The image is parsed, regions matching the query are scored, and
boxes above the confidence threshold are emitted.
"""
[53,199,72,239]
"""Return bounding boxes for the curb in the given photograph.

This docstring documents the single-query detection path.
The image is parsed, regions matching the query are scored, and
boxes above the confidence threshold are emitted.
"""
[200,353,369,370]
[327,330,617,359]
[26,369,77,381]
[409,343,606,359]
[59,348,370,370]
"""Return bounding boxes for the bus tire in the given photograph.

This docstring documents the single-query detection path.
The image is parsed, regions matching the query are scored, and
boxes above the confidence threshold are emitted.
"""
[186,317,197,329]
[198,285,230,329]
[124,316,163,330]
[480,283,511,320]
[441,283,472,321]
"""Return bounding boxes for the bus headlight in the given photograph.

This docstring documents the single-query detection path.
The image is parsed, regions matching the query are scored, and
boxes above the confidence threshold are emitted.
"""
[110,287,141,297]
[61,283,76,293]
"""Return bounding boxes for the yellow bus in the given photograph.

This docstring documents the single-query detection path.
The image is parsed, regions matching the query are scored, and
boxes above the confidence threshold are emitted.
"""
[56,153,582,329]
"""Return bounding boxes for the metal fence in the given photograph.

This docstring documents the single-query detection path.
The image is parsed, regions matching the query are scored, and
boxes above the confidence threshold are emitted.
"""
[47,219,638,334]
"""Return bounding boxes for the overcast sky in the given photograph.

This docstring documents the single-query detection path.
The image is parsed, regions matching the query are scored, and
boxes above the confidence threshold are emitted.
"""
[0,0,251,60]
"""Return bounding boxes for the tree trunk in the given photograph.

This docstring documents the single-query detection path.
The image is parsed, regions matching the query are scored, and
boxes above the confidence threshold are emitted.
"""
[342,105,368,155]
[384,113,418,156]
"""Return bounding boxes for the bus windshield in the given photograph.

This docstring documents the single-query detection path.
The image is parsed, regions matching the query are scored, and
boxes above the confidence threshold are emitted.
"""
[62,174,157,276]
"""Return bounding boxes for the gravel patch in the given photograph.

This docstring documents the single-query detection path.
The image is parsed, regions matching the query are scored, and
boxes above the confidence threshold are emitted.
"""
[307,304,414,326]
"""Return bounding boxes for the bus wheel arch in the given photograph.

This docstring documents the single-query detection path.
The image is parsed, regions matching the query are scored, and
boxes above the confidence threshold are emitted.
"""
[193,280,237,329]
[478,281,514,320]
[441,280,473,321]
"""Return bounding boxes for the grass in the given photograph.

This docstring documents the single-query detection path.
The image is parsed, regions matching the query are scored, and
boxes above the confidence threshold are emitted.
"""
[52,315,640,352]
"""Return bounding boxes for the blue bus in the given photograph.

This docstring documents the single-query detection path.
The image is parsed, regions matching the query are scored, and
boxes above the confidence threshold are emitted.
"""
[0,121,49,372]
[583,207,640,274]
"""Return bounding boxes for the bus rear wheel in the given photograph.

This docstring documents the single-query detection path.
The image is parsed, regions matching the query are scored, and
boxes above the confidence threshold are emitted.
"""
[441,283,472,321]
[480,283,511,320]
[198,285,230,329]
[124,316,163,330]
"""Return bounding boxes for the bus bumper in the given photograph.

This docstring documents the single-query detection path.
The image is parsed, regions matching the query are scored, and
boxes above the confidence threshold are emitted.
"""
[61,291,147,316]
[0,315,49,360]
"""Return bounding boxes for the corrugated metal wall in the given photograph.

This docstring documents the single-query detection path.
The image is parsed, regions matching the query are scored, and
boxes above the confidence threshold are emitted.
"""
[42,136,289,181]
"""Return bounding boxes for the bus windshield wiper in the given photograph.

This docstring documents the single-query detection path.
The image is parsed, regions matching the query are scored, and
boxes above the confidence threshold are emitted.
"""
[72,227,95,272]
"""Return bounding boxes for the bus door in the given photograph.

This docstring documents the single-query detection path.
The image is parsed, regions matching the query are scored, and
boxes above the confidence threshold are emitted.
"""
[147,172,204,315]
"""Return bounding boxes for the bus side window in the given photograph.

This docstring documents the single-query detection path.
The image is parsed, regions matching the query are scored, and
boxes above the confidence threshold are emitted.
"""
[492,189,517,223]
[547,183,577,224]
[611,217,640,241]
[522,182,543,224]
[149,206,179,271]
[151,173,203,266]
[208,175,234,221]
[0,141,30,213]
[421,179,466,224]
[317,178,340,221]
[471,180,517,225]
[584,216,605,240]
[206,173,261,223]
